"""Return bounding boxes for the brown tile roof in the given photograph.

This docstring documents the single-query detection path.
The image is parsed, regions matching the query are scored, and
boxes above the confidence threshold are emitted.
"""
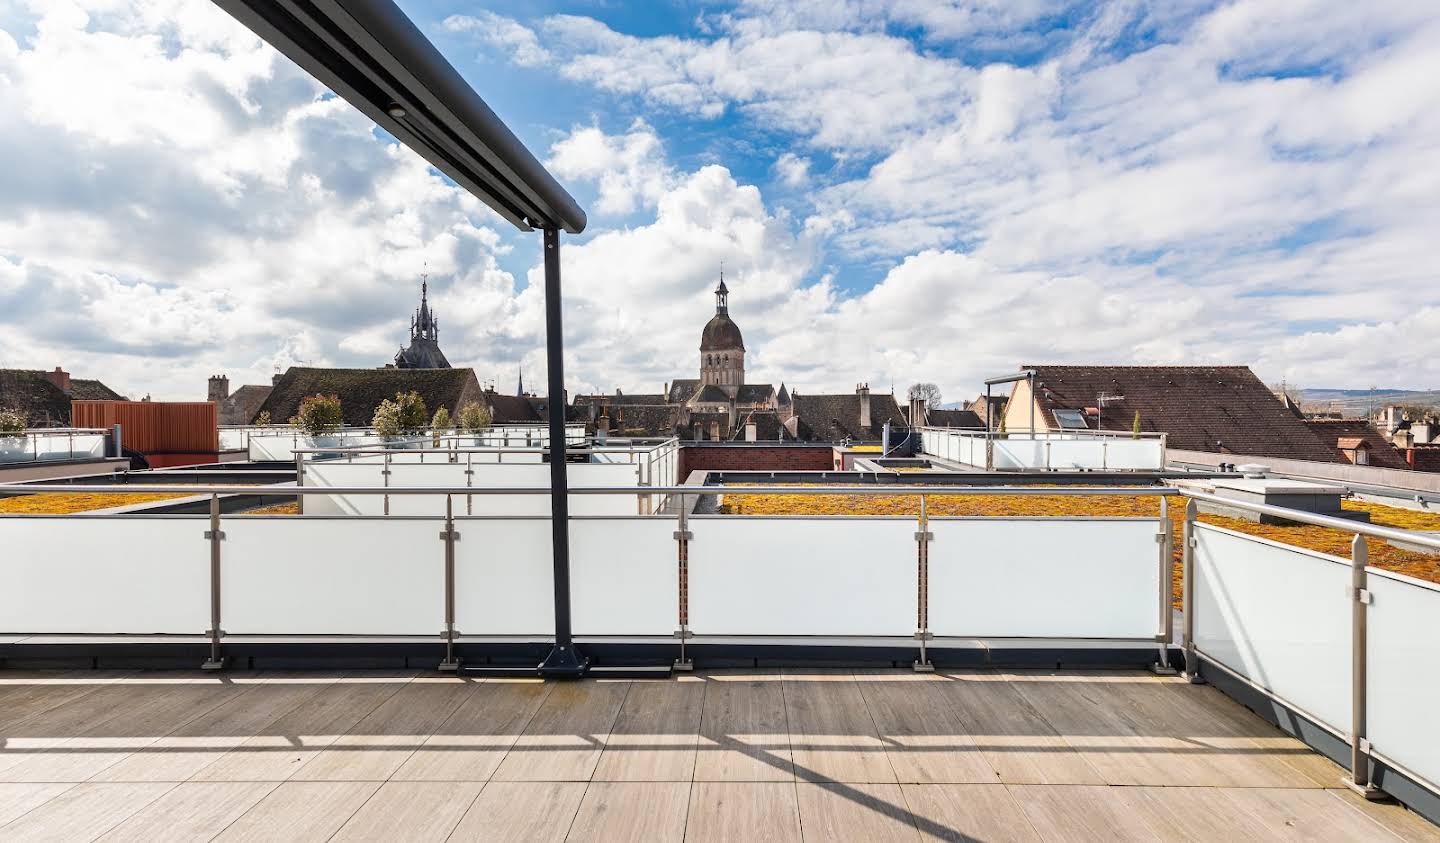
[925,408,983,428]
[0,370,126,427]
[484,391,542,424]
[1023,365,1338,461]
[791,392,907,443]
[256,366,483,427]
[1304,419,1410,470]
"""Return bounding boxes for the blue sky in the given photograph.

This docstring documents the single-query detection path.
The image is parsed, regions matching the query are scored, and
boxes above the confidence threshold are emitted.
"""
[1,0,1438,402]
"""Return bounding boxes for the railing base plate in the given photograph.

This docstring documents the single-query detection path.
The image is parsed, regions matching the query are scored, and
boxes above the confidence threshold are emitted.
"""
[1149,662,1179,676]
[912,661,935,673]
[1342,778,1392,802]
[200,658,226,671]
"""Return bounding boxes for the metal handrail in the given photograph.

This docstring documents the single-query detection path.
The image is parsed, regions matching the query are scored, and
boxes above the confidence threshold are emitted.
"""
[291,444,674,457]
[1183,490,1440,552]
[919,426,1168,441]
[0,483,1178,498]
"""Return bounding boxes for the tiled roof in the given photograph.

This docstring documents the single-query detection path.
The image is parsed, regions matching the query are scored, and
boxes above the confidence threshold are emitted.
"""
[790,392,907,443]
[733,409,784,440]
[0,370,126,427]
[256,366,483,427]
[1023,365,1338,461]
[668,379,700,403]
[735,383,775,404]
[1303,419,1410,469]
[607,404,680,437]
[218,384,273,425]
[484,391,542,424]
[694,384,731,403]
[925,408,983,428]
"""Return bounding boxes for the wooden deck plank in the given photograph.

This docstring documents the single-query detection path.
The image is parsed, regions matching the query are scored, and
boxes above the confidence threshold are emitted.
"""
[693,673,793,782]
[329,781,482,842]
[1167,681,1345,788]
[392,679,552,782]
[593,677,705,782]
[288,676,470,782]
[0,783,75,827]
[1325,788,1440,843]
[854,672,999,784]
[566,781,691,843]
[932,672,1105,785]
[783,671,897,784]
[0,782,174,842]
[901,784,1040,842]
[793,782,920,842]
[447,781,587,842]
[490,680,631,782]
[684,782,801,843]
[1218,787,1411,842]
[0,672,133,734]
[92,678,334,783]
[1006,783,1166,842]
[0,679,247,783]
[1107,785,1271,842]
[96,781,278,842]
[1004,671,1216,787]
[212,781,381,842]
[188,675,409,782]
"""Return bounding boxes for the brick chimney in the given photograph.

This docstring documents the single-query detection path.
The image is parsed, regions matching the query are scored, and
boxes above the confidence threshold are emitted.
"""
[44,366,71,393]
[908,396,926,427]
[857,383,871,429]
[208,374,229,402]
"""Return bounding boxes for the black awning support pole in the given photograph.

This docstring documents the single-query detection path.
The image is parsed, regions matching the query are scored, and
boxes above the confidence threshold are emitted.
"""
[537,227,588,678]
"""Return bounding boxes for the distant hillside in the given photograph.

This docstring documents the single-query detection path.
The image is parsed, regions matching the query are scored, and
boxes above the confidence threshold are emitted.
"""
[1300,388,1440,416]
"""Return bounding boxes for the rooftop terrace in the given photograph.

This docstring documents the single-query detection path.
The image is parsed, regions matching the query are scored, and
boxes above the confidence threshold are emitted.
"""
[2,668,1436,842]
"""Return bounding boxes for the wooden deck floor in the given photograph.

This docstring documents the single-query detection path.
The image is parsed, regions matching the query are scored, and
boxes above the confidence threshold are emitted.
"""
[0,668,1435,842]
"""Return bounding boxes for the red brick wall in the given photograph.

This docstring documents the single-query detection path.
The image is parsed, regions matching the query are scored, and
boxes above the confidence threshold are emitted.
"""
[678,445,836,478]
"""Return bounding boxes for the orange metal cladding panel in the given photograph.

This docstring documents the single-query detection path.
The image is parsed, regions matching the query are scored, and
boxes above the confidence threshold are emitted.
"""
[71,401,218,453]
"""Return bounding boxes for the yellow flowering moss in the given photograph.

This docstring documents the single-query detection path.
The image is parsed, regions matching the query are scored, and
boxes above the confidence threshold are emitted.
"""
[0,492,187,514]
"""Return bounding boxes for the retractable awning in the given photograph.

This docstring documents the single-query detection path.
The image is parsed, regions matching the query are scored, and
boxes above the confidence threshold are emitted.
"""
[214,0,586,234]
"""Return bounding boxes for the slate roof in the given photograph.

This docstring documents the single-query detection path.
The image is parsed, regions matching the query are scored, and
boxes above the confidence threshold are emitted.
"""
[575,393,668,408]
[735,383,775,404]
[0,369,126,427]
[394,337,450,369]
[923,408,984,428]
[256,366,483,427]
[1303,419,1410,470]
[700,313,744,351]
[733,409,785,441]
[694,384,731,403]
[687,412,731,439]
[217,384,273,426]
[790,392,908,443]
[668,379,700,403]
[1023,365,1338,461]
[607,404,681,437]
[483,390,542,424]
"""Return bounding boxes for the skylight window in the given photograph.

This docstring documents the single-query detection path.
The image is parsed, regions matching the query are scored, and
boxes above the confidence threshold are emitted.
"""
[1053,409,1089,429]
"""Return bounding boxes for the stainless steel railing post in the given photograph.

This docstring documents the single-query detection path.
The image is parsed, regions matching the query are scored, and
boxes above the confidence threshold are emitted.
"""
[202,493,226,670]
[914,495,934,672]
[1181,499,1202,682]
[383,452,391,516]
[1346,535,1386,798]
[295,453,304,515]
[673,492,693,671]
[439,494,460,671]
[1151,497,1178,674]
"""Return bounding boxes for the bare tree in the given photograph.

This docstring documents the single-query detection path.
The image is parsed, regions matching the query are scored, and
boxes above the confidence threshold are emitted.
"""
[907,382,942,409]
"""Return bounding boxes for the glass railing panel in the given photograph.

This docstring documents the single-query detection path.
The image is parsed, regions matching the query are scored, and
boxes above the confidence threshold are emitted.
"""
[928,517,1162,638]
[453,517,555,635]
[571,518,678,636]
[0,517,208,633]
[221,518,442,635]
[1366,571,1440,790]
[687,518,916,636]
[1192,523,1351,733]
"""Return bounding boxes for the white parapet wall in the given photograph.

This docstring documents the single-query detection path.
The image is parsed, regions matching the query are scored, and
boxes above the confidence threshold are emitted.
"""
[302,460,647,515]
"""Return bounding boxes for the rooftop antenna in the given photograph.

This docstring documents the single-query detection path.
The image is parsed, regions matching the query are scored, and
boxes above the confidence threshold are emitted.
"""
[1097,391,1125,430]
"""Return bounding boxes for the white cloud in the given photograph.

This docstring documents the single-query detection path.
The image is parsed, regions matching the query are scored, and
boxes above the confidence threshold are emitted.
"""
[547,120,674,216]
[442,11,551,67]
[773,152,810,187]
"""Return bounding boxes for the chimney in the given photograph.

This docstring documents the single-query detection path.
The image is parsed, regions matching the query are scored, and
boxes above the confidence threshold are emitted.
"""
[208,374,229,402]
[745,420,757,442]
[45,366,71,393]
[857,383,871,429]
[272,372,284,386]
[908,396,926,427]
[597,410,611,436]
[710,420,721,441]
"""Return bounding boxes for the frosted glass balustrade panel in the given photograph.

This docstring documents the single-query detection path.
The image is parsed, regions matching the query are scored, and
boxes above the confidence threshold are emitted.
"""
[0,518,208,634]
[1366,571,1440,791]
[571,519,678,636]
[221,518,441,635]
[452,518,554,636]
[928,518,1162,638]
[1192,524,1351,732]
[687,518,915,636]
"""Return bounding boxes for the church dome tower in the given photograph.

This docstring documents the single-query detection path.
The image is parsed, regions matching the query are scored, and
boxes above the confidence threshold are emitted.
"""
[699,274,744,397]
[394,276,451,369]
